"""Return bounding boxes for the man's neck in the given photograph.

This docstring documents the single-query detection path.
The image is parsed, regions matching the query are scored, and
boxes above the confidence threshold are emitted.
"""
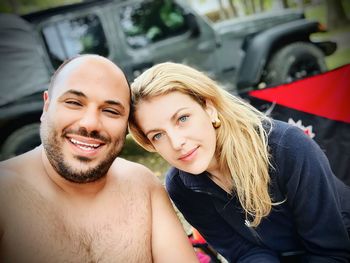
[40,146,108,199]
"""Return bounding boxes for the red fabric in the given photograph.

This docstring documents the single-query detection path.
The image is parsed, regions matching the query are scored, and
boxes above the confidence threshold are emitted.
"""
[249,64,350,124]
[195,251,211,263]
[192,228,207,244]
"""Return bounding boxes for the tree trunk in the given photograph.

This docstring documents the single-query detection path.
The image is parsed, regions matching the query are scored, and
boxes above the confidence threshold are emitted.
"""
[326,0,350,30]
[281,0,289,9]
[217,0,229,20]
[241,0,250,14]
[251,0,256,14]
[295,0,304,10]
[228,0,238,17]
[7,0,20,14]
[259,0,264,12]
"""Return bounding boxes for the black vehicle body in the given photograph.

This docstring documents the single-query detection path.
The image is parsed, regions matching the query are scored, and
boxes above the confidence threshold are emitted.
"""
[0,0,336,159]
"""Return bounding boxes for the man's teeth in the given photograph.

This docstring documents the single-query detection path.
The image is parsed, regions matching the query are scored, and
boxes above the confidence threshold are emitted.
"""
[70,138,100,150]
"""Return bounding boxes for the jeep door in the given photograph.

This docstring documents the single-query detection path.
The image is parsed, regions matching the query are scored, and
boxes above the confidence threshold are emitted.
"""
[113,0,218,81]
[29,4,117,74]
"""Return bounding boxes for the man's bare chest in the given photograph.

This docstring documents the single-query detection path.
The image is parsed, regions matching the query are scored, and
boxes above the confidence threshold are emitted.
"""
[1,191,153,262]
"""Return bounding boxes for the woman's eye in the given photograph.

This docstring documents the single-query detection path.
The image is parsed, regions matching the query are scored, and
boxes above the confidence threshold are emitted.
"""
[152,133,162,141]
[178,115,188,123]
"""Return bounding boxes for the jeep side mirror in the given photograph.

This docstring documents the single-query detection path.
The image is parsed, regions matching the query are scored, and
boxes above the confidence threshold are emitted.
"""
[185,13,200,38]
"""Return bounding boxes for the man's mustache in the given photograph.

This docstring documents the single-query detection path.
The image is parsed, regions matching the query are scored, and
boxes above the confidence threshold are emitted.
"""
[62,127,110,143]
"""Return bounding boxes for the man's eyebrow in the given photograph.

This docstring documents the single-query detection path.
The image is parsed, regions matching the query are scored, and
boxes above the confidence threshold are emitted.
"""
[145,107,189,137]
[60,91,125,110]
[105,100,126,111]
[105,100,123,106]
[61,89,87,98]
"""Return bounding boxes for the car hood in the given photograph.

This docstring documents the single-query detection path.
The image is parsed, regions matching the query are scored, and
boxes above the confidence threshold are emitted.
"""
[0,13,50,107]
[213,9,304,37]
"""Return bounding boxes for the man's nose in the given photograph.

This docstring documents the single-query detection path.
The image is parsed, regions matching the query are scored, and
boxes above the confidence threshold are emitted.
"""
[78,108,101,132]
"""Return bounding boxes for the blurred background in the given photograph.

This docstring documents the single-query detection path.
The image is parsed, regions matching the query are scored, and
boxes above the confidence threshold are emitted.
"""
[1,1,349,262]
[0,0,349,175]
[123,0,350,178]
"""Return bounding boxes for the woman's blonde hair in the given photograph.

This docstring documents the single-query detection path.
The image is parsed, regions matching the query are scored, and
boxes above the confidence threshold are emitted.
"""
[129,62,275,227]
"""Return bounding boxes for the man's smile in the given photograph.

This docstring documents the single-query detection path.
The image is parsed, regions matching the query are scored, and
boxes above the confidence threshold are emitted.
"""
[67,135,106,156]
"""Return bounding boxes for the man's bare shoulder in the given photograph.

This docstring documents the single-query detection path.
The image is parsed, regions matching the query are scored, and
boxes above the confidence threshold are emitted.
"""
[0,156,27,219]
[0,148,41,193]
[0,155,25,185]
[109,157,162,188]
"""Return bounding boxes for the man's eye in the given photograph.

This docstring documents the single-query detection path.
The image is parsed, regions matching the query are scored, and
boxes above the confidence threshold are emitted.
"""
[103,109,120,116]
[178,115,189,123]
[65,100,82,106]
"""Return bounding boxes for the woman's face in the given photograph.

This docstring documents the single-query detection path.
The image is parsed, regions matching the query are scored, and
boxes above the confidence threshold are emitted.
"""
[134,91,218,174]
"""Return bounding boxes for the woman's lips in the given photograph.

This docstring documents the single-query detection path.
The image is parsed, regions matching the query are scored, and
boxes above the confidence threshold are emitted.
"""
[178,146,199,161]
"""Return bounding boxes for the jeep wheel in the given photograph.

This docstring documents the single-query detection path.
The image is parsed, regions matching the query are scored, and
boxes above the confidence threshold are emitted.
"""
[264,42,327,87]
[0,123,41,161]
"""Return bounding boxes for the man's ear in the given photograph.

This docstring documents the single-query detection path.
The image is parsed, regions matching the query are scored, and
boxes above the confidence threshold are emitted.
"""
[205,99,218,120]
[40,91,50,121]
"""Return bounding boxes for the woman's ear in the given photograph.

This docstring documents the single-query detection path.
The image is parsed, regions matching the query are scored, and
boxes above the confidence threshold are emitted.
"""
[205,99,218,120]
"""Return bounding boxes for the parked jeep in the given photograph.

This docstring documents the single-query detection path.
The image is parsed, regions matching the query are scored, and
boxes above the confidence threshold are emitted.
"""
[0,0,336,160]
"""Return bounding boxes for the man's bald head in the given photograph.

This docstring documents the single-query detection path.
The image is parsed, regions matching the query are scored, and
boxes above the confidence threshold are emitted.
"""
[40,55,131,184]
[48,54,130,99]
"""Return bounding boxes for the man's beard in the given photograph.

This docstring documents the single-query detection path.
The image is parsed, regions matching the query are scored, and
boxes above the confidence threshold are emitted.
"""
[40,119,125,184]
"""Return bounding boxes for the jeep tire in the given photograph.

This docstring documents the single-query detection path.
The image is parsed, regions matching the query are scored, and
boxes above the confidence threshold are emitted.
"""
[0,122,41,161]
[264,42,327,87]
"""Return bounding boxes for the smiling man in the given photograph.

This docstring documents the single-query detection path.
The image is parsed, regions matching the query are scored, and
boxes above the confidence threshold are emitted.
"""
[0,55,198,263]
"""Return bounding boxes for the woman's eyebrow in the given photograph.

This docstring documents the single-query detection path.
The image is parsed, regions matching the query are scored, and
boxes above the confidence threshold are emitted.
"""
[144,107,190,136]
[170,107,189,122]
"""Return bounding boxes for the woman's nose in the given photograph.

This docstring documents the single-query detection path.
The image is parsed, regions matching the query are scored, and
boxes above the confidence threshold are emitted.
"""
[169,132,186,150]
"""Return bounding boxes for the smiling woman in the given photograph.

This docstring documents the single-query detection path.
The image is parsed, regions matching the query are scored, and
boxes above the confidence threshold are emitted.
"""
[128,62,350,263]
[133,91,218,177]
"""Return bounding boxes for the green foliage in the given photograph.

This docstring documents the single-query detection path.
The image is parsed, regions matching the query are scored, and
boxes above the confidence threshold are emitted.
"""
[305,0,350,26]
[120,135,170,177]
[124,0,185,42]
[0,0,82,14]
[305,1,350,70]
[305,4,327,25]
[326,47,350,70]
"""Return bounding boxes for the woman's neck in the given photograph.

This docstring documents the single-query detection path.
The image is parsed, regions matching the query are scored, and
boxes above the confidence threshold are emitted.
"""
[207,161,233,194]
